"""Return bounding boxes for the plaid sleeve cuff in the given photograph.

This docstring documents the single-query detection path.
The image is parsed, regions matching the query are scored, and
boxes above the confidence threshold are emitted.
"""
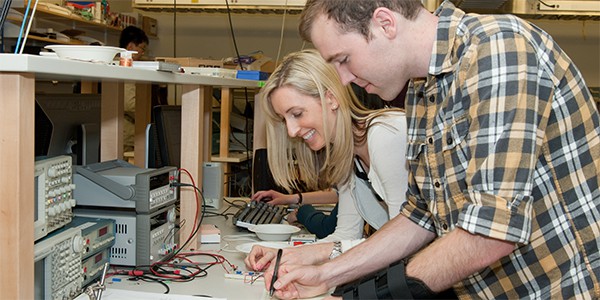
[457,190,533,244]
[401,194,436,233]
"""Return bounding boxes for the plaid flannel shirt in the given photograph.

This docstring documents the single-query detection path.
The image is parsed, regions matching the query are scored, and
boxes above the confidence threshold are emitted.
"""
[401,1,600,299]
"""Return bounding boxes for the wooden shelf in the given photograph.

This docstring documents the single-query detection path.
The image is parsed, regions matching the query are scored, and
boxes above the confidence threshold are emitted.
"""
[15,4,121,33]
[5,4,121,53]
[6,16,86,45]
[211,151,252,163]
[25,35,85,45]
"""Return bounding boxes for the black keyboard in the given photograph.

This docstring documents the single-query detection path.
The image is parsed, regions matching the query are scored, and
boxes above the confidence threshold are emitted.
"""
[233,201,286,229]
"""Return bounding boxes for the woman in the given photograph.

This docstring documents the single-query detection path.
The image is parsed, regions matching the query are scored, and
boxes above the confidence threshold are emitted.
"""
[245,49,408,271]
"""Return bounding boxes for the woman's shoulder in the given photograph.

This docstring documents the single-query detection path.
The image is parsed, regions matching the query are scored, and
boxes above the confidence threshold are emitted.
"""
[369,110,407,132]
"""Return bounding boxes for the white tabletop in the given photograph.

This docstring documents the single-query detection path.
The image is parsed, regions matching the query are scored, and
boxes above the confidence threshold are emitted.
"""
[0,54,263,87]
[86,202,329,300]
[81,201,316,300]
[105,212,268,299]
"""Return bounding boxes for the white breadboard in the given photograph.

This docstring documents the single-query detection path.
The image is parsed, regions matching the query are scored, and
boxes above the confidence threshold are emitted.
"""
[224,270,264,281]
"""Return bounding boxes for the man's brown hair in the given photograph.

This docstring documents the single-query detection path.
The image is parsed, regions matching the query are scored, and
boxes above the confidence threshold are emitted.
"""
[299,0,423,42]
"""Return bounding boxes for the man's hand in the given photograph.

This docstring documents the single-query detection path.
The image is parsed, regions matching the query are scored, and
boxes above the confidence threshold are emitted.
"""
[265,264,331,300]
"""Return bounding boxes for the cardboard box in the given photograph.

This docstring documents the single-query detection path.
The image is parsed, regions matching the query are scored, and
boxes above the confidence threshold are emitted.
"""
[245,56,275,73]
[155,57,237,69]
[142,16,158,37]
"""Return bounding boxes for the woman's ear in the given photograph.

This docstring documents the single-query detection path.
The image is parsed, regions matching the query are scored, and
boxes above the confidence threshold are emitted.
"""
[326,90,340,111]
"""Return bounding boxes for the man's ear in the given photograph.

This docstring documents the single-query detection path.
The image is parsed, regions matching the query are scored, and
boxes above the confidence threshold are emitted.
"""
[373,8,397,39]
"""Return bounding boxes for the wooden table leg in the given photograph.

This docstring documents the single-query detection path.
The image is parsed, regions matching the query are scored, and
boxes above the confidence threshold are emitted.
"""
[179,84,212,250]
[100,81,124,161]
[219,88,233,197]
[134,83,152,167]
[0,72,35,300]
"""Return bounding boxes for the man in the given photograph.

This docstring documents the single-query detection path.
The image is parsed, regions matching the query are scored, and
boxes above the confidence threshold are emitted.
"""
[119,25,149,61]
[119,26,149,152]
[264,0,600,299]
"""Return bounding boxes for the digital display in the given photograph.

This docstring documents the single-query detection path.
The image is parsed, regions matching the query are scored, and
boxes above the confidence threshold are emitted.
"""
[98,226,108,237]
[149,173,170,190]
[95,252,103,264]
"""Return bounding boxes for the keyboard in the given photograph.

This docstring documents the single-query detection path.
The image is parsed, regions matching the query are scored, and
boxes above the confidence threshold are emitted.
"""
[233,201,286,229]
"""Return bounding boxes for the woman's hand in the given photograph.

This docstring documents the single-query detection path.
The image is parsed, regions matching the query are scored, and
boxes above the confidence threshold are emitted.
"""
[287,209,299,225]
[251,190,298,206]
[245,244,279,271]
[245,243,333,272]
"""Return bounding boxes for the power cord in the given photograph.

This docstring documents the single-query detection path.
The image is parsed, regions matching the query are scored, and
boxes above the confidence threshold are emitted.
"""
[538,0,557,8]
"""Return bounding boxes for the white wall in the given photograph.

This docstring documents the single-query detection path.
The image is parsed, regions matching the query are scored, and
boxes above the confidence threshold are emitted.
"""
[138,11,306,65]
[527,18,600,87]
[121,7,599,86]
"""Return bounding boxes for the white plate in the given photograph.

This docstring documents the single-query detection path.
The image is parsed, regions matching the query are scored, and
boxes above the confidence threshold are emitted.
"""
[235,241,292,254]
[248,224,301,241]
[44,45,125,63]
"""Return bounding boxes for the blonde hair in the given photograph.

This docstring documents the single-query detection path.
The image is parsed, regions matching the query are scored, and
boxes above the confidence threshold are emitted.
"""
[260,49,402,192]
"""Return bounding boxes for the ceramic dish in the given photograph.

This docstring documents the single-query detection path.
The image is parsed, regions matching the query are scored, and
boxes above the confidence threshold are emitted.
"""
[235,241,292,254]
[44,45,125,63]
[248,224,301,241]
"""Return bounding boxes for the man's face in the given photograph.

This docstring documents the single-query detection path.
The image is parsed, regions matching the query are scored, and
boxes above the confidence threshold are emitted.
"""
[310,14,407,101]
[127,42,147,61]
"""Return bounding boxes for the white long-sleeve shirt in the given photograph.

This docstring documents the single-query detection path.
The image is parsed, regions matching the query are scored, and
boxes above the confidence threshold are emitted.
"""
[322,111,408,252]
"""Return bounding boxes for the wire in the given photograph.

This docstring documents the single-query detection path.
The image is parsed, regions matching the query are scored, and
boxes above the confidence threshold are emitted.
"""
[131,275,171,294]
[19,0,38,54]
[173,0,177,56]
[538,0,557,8]
[224,0,244,70]
[275,0,289,66]
[14,0,32,54]
[0,0,14,32]
[179,168,202,243]
[223,197,247,208]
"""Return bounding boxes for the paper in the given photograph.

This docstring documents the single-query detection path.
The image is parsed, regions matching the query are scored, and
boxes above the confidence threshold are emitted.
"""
[260,288,328,300]
[74,288,225,300]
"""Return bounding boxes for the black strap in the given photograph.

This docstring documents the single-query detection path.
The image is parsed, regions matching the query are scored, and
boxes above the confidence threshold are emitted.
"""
[353,155,370,181]
[342,289,355,300]
[353,156,384,202]
[332,259,437,300]
[358,275,379,299]
[388,259,413,299]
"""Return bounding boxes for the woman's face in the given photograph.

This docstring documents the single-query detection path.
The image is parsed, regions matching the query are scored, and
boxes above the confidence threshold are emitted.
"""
[270,86,338,151]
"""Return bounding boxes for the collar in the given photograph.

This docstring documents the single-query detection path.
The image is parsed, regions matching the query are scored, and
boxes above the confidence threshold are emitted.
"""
[428,0,467,76]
